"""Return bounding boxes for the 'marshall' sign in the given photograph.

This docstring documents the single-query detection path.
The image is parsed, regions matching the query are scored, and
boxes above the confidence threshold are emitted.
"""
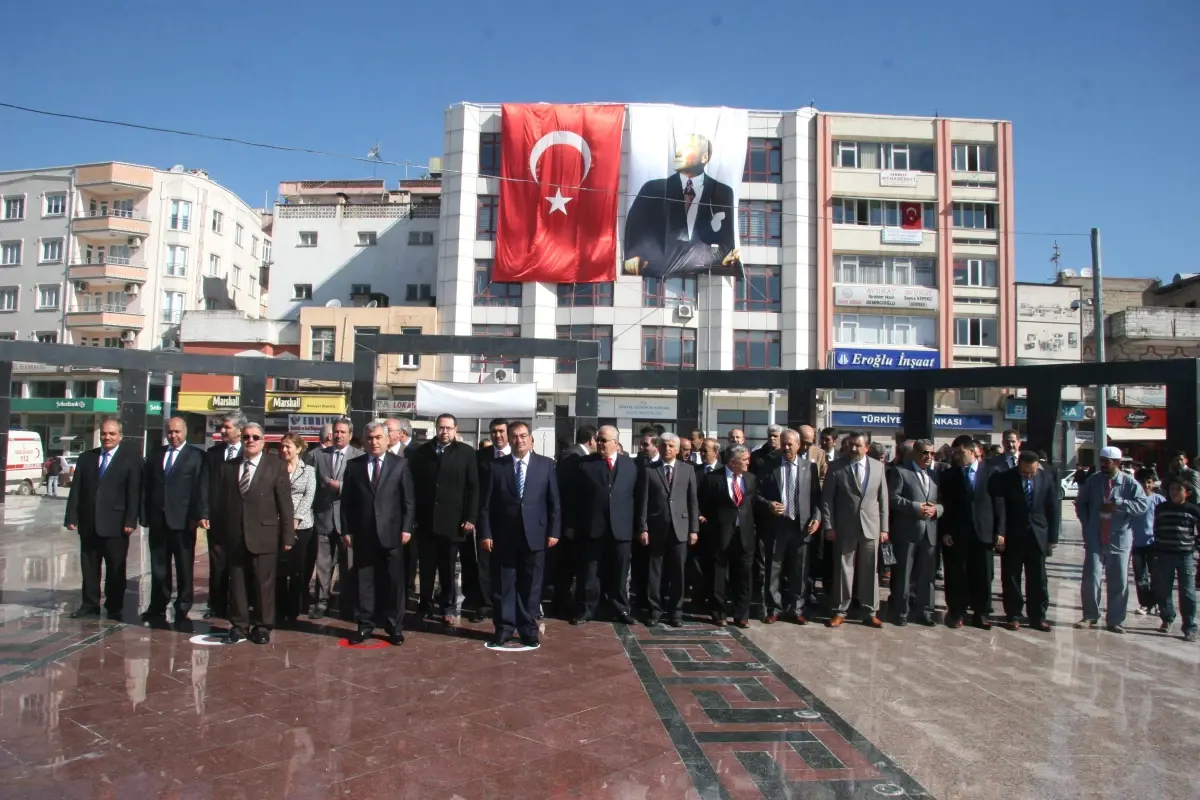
[831,347,941,371]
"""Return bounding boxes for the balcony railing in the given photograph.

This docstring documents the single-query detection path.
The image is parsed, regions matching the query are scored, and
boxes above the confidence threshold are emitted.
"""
[73,255,137,267]
[168,216,191,231]
[75,302,130,314]
[80,209,138,220]
[275,203,441,220]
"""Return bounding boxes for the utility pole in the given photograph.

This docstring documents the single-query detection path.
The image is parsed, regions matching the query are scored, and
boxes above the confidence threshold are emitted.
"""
[1091,228,1106,453]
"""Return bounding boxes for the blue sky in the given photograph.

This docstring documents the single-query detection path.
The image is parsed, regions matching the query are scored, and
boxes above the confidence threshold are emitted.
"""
[1,1,1195,282]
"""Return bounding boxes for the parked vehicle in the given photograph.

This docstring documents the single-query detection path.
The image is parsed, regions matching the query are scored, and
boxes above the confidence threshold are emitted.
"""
[7,431,45,495]
[1060,473,1079,500]
[59,455,78,488]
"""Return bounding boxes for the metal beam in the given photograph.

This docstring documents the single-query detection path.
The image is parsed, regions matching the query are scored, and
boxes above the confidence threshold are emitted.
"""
[363,334,600,361]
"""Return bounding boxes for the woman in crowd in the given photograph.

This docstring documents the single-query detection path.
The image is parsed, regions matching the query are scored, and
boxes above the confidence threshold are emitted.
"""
[277,432,317,625]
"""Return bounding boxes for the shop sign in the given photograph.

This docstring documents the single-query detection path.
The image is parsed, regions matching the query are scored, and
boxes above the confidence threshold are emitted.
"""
[1004,399,1086,421]
[879,170,918,188]
[1106,406,1166,429]
[834,284,937,311]
[375,399,417,414]
[211,395,240,410]
[831,411,994,431]
[10,398,117,413]
[831,347,940,371]
[288,415,340,437]
[269,395,302,413]
[881,227,923,245]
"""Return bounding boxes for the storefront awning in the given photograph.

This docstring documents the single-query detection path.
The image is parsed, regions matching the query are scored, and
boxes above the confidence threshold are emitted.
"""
[416,380,536,418]
[1106,428,1166,442]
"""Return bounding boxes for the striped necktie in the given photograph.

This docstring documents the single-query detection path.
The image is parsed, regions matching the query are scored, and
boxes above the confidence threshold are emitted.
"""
[515,459,525,499]
[239,461,253,495]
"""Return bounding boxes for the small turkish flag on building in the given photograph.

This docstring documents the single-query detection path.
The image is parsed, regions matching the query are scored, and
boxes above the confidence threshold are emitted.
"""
[900,202,923,230]
[495,104,625,283]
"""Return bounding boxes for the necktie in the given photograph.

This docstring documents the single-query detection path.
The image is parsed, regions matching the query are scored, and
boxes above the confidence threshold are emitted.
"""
[239,461,252,495]
[516,459,525,499]
[606,457,613,471]
[919,469,928,494]
[164,448,177,476]
[437,446,444,458]
[965,465,974,493]
[683,178,696,213]
[99,450,110,477]
[666,464,673,488]
[784,461,795,520]
[371,457,381,489]
[733,475,743,507]
[1024,478,1033,509]
[705,464,714,473]
[1009,455,1016,470]
[226,445,236,461]
[854,461,865,491]
[333,450,342,474]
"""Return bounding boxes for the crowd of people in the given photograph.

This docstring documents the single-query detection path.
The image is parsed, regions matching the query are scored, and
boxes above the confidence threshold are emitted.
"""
[61,414,1200,648]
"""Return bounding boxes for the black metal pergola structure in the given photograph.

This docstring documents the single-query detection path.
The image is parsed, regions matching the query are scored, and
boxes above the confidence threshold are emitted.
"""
[598,359,1200,459]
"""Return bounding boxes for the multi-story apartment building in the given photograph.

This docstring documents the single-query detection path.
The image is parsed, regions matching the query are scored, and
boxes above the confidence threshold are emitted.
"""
[0,161,269,451]
[267,176,442,320]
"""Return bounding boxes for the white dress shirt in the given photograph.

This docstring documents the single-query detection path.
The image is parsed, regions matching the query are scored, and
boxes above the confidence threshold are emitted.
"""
[493,445,512,459]
[162,445,182,470]
[224,442,241,461]
[724,467,745,527]
[368,454,384,482]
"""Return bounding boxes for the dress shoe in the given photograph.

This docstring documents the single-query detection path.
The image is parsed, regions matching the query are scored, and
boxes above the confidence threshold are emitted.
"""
[202,609,217,620]
[1183,630,1198,643]
[226,628,247,644]
[249,627,271,645]
[174,618,195,634]
[308,605,326,621]
[520,636,541,649]
[827,615,845,628]
[614,612,635,625]
[1031,620,1052,632]
[790,613,809,626]
[712,616,728,628]
[971,615,992,630]
[104,608,123,621]
[894,616,908,627]
[570,617,588,626]
[140,610,166,623]
[734,619,750,629]
[1003,618,1021,631]
[386,631,405,646]
[919,614,937,627]
[646,615,661,627]
[469,609,490,623]
[1074,618,1099,630]
[763,613,778,624]
[865,616,884,629]
[348,629,374,645]
[1106,624,1126,634]
[69,607,100,619]
[666,617,683,628]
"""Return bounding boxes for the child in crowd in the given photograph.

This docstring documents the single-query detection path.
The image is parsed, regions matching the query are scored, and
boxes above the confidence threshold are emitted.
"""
[1151,479,1200,641]
[1131,468,1166,615]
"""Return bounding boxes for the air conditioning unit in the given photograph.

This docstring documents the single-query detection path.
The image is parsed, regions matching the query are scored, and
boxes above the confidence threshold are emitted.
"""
[127,237,141,249]
[676,304,695,319]
[120,330,137,344]
[536,398,550,414]
[73,281,88,292]
[493,368,515,384]
[1083,406,1096,420]
[123,283,140,296]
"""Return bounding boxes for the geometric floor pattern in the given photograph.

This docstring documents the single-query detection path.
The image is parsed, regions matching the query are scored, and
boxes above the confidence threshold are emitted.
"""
[621,622,932,799]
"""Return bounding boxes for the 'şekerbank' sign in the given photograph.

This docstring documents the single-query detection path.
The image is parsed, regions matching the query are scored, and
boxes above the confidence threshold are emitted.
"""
[831,347,940,370]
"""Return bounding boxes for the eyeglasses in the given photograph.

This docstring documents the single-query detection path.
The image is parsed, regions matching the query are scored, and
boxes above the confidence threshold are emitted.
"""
[596,437,610,443]
[242,434,263,441]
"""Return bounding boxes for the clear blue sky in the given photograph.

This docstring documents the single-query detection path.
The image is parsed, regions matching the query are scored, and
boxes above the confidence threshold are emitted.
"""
[2,1,1195,282]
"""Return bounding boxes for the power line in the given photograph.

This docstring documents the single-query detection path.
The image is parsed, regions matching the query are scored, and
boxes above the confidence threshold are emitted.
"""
[1,100,1090,238]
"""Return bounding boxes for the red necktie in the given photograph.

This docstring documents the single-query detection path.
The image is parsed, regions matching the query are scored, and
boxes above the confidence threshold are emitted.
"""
[683,178,696,213]
[733,476,743,507]
[606,457,613,471]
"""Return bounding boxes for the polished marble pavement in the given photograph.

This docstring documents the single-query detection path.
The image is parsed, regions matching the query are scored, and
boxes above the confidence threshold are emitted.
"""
[0,496,1195,798]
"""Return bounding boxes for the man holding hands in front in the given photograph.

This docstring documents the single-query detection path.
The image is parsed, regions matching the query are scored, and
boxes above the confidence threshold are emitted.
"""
[635,433,699,627]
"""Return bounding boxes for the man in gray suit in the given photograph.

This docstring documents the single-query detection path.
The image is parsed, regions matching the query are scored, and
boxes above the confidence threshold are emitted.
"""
[887,439,943,626]
[310,417,363,619]
[635,433,699,627]
[821,432,889,628]
[757,429,822,625]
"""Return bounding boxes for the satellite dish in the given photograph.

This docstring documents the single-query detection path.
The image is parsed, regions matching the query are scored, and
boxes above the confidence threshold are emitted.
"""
[1061,269,1076,278]
[325,299,342,308]
[366,300,378,308]
[1079,268,1093,278]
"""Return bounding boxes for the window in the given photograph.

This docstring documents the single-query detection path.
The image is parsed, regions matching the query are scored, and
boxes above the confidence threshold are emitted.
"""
[834,141,936,173]
[3,197,25,220]
[350,283,371,296]
[834,313,936,347]
[251,236,259,258]
[557,282,613,307]
[43,194,66,217]
[476,195,499,241]
[248,273,257,297]
[36,285,59,310]
[952,203,997,230]
[474,260,522,307]
[112,199,133,218]
[298,231,317,247]
[211,210,224,234]
[262,240,272,264]
[29,380,66,398]
[743,138,782,183]
[162,291,185,324]
[480,133,502,177]
[78,290,127,313]
[716,409,778,450]
[642,326,697,370]
[311,327,336,362]
[165,245,188,277]
[357,231,377,247]
[954,317,998,347]
[293,284,312,300]
[953,258,998,287]
[398,326,423,369]
[235,223,244,246]
[1,242,21,265]
[36,332,58,344]
[405,283,433,303]
[959,388,980,402]
[39,239,64,264]
[0,333,15,341]
[557,325,613,373]
[642,276,698,308]
[0,288,17,312]
[734,330,781,370]
[832,198,937,230]
[835,255,936,287]
[736,265,782,312]
[470,325,521,373]
[952,143,997,173]
[407,231,435,245]
[169,200,191,231]
[208,254,220,276]
[232,266,242,289]
[738,200,782,246]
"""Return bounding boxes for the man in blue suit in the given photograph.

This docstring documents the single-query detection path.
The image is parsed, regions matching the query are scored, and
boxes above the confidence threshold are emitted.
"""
[479,421,561,649]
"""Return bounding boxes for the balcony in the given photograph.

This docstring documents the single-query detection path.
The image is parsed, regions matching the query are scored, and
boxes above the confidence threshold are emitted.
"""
[68,258,149,285]
[74,163,154,192]
[66,302,145,331]
[71,212,151,240]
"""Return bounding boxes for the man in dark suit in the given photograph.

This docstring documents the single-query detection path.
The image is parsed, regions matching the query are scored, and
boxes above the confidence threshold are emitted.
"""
[550,425,596,617]
[408,413,479,624]
[756,430,822,625]
[310,418,362,620]
[462,419,512,622]
[988,429,1023,474]
[568,425,638,625]
[623,133,737,278]
[203,413,245,620]
[212,422,294,644]
[751,426,782,478]
[479,421,560,648]
[940,434,1001,629]
[141,416,208,623]
[343,422,415,646]
[65,418,143,619]
[886,440,943,626]
[689,437,724,610]
[990,450,1060,632]
[699,444,758,628]
[635,433,699,627]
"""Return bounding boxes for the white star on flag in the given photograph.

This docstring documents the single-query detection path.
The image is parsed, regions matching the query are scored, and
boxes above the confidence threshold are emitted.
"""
[545,188,573,215]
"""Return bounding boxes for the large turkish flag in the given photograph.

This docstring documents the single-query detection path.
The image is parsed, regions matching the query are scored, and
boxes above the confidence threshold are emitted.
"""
[495,104,625,283]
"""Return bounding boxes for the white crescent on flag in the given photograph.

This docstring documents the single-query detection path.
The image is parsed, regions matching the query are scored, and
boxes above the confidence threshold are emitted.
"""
[528,131,592,184]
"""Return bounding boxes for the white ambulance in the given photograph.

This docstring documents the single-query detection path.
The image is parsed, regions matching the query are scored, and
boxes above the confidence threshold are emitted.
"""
[7,430,45,495]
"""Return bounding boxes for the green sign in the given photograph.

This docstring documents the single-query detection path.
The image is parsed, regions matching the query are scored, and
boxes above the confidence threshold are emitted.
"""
[11,398,165,415]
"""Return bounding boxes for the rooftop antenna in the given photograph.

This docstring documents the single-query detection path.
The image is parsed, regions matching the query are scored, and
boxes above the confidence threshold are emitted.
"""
[367,142,382,177]
[1050,241,1062,281]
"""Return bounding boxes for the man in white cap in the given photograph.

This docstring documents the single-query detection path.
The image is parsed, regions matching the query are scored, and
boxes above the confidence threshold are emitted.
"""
[1074,446,1150,633]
